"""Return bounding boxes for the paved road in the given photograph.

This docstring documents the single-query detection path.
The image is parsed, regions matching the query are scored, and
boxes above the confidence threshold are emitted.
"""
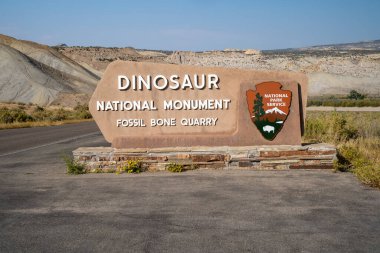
[0,122,100,156]
[0,123,379,253]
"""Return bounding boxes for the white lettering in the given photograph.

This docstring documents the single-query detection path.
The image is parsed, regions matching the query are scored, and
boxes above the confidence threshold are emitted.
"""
[151,118,176,127]
[181,117,218,126]
[117,74,221,90]
[182,74,193,90]
[118,75,130,90]
[153,75,168,90]
[169,75,180,89]
[137,75,151,90]
[208,74,219,89]
[163,99,231,110]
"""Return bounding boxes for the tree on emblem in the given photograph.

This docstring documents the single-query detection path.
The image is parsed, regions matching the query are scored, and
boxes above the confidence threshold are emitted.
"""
[253,92,265,120]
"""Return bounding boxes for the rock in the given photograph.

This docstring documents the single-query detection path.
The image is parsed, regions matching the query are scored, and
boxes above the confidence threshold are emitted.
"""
[223,48,241,52]
[164,49,380,97]
[244,49,261,55]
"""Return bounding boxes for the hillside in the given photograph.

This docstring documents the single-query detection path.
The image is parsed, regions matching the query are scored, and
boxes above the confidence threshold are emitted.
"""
[1,35,379,107]
[55,46,169,72]
[165,48,380,96]
[0,34,99,107]
[300,40,380,51]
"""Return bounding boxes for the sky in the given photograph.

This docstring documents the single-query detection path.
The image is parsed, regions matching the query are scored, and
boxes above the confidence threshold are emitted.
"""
[0,0,379,51]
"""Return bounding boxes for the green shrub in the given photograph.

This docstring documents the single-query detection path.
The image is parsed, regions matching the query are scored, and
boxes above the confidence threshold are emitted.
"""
[63,155,86,175]
[74,104,92,119]
[50,108,68,121]
[0,103,91,127]
[334,145,359,172]
[75,110,92,119]
[0,108,34,123]
[34,106,44,112]
[94,168,103,173]
[166,162,184,173]
[334,143,380,188]
[307,96,380,107]
[354,164,380,188]
[305,112,380,189]
[0,109,14,123]
[32,110,49,121]
[330,113,358,142]
[347,90,365,100]
[13,109,34,122]
[304,117,328,142]
[122,159,141,173]
[305,112,359,143]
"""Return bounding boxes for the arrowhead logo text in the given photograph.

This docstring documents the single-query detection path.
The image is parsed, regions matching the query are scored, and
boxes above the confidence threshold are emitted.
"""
[246,82,292,140]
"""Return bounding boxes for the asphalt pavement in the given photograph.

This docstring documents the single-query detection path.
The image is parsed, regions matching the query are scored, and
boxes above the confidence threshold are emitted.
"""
[0,121,100,156]
[0,122,379,253]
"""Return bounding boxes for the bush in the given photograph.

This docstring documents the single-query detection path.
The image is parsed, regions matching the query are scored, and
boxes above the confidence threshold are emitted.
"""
[74,104,92,119]
[347,90,365,100]
[334,145,359,172]
[63,155,86,175]
[0,108,34,123]
[0,103,95,130]
[75,110,92,119]
[305,112,380,189]
[330,113,358,142]
[334,143,380,188]
[34,106,44,112]
[13,109,34,122]
[166,162,184,173]
[31,109,52,121]
[121,159,141,173]
[304,112,358,143]
[354,163,380,188]
[0,108,14,123]
[50,108,68,121]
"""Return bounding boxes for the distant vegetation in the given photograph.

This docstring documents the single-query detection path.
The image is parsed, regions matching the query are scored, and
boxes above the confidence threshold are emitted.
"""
[308,90,380,107]
[0,103,92,129]
[347,90,366,100]
[262,49,380,58]
[304,111,380,188]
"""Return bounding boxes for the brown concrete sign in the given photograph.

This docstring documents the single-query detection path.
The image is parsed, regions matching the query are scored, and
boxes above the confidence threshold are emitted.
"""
[89,61,307,148]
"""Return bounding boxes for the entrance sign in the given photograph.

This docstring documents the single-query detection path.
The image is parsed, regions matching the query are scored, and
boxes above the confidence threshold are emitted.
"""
[90,61,307,148]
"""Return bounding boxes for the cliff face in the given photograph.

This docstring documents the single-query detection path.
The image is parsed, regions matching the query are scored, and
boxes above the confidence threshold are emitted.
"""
[1,34,379,107]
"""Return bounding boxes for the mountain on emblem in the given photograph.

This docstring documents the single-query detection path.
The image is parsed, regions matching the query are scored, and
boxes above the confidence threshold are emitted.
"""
[246,82,292,140]
[265,107,286,115]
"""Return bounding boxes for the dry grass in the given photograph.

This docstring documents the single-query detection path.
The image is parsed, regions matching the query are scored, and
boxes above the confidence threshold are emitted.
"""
[0,119,93,130]
[304,111,380,188]
[0,102,93,130]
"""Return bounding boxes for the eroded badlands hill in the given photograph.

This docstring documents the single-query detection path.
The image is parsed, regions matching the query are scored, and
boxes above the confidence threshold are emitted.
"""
[0,34,99,106]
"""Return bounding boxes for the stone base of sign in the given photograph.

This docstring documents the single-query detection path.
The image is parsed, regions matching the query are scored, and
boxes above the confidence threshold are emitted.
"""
[73,143,336,172]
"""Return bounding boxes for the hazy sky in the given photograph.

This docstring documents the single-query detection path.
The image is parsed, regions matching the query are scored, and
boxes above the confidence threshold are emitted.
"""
[0,0,379,51]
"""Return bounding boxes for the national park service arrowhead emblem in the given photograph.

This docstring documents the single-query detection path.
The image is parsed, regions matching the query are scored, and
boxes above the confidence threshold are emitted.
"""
[246,82,292,140]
